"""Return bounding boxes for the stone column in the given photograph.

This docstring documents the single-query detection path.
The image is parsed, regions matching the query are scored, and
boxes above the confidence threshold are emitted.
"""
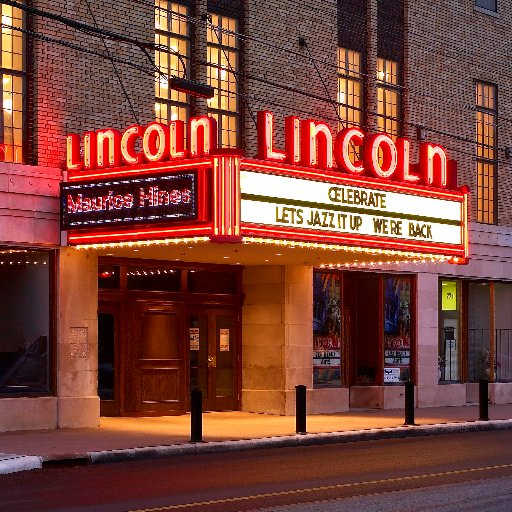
[241,265,312,415]
[57,248,99,428]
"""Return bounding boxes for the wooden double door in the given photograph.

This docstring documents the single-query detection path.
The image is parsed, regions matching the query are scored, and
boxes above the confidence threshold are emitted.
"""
[98,299,239,416]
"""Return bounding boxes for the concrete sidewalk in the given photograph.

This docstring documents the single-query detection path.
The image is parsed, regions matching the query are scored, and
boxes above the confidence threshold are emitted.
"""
[1,404,512,475]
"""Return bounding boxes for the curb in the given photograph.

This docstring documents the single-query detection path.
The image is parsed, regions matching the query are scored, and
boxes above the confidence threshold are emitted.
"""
[0,455,42,475]
[88,419,512,465]
[3,419,512,475]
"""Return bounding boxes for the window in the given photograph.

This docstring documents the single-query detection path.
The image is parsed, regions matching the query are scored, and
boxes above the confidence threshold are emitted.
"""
[313,272,342,388]
[475,0,497,12]
[155,1,190,125]
[377,58,401,137]
[438,279,512,384]
[476,82,497,224]
[439,280,461,382]
[383,276,412,383]
[207,14,239,148]
[0,249,53,394]
[0,2,25,163]
[338,48,363,162]
[312,270,414,388]
[337,48,363,129]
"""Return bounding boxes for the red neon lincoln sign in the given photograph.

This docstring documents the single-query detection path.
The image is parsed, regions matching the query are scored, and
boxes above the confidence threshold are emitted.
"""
[67,110,456,190]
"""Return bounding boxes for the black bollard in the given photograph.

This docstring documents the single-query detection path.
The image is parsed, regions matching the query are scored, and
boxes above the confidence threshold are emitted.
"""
[190,388,203,442]
[295,384,307,434]
[404,380,416,426]
[479,378,489,421]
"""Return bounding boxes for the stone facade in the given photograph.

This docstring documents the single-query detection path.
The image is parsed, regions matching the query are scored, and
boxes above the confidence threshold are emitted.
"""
[1,0,512,431]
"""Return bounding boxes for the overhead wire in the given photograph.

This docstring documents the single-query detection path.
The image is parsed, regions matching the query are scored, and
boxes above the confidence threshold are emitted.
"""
[81,0,140,124]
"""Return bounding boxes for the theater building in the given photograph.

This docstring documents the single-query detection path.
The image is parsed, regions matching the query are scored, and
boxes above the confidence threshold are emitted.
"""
[0,0,511,431]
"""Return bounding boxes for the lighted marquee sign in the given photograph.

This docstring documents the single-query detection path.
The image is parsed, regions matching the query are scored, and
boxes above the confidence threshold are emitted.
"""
[240,170,464,247]
[61,173,196,229]
[61,111,469,261]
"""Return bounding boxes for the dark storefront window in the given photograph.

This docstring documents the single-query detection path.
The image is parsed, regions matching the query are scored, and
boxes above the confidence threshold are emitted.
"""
[98,265,120,289]
[438,279,512,383]
[313,270,415,388]
[0,249,52,394]
[313,272,342,388]
[127,267,181,292]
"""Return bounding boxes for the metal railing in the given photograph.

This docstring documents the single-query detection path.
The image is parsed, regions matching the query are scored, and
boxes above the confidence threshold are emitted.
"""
[467,328,512,383]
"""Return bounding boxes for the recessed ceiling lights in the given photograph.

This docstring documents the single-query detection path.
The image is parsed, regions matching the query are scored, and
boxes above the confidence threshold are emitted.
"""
[276,253,282,256]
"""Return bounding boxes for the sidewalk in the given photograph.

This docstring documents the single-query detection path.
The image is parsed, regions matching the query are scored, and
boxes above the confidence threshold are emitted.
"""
[1,404,512,475]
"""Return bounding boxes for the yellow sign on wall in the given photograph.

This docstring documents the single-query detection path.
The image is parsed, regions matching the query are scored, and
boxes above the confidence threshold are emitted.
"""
[441,281,457,311]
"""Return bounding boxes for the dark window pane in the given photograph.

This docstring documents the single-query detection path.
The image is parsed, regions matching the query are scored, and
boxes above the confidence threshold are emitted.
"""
[476,0,497,12]
[98,313,115,400]
[187,270,238,294]
[0,249,51,394]
[127,267,180,292]
[98,265,120,289]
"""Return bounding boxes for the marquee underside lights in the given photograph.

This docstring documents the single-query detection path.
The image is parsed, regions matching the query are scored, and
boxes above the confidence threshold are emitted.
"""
[62,111,469,263]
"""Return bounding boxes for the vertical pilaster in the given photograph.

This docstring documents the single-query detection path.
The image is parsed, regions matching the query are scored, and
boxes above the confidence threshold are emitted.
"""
[193,0,209,117]
[241,265,312,415]
[57,248,99,428]
[366,0,378,132]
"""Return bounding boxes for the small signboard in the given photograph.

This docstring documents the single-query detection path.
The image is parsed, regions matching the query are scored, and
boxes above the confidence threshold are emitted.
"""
[384,349,410,366]
[219,328,230,352]
[189,327,200,351]
[384,367,401,383]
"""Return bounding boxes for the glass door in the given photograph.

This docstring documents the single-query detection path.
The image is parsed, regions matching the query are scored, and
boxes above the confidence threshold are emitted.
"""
[98,301,120,416]
[188,307,238,411]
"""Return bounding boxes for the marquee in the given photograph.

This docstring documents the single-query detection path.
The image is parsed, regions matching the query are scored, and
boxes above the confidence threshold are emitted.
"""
[61,111,469,262]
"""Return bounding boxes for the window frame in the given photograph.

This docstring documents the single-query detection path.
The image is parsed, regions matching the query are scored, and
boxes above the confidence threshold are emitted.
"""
[376,57,402,138]
[475,80,498,224]
[475,0,498,14]
[207,13,240,148]
[0,1,26,163]
[0,247,56,397]
[154,1,191,125]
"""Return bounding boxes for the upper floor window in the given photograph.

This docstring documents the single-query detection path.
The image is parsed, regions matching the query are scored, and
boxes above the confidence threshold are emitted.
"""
[376,58,401,137]
[207,14,239,148]
[0,2,24,163]
[155,1,190,125]
[337,48,363,129]
[475,0,497,12]
[338,48,363,161]
[476,81,497,224]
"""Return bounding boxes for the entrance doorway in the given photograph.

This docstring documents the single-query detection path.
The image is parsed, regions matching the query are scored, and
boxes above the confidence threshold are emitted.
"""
[189,307,238,411]
[344,273,381,385]
[97,259,242,416]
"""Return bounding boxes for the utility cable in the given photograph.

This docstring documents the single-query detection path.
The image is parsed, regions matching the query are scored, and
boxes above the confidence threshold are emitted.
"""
[81,0,139,124]
[206,13,257,128]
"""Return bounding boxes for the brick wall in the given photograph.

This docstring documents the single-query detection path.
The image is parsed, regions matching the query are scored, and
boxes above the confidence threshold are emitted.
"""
[31,0,154,168]
[243,0,338,157]
[406,0,512,225]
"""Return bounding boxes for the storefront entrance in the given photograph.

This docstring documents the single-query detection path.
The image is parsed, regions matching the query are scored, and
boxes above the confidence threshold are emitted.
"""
[97,259,242,416]
[189,307,238,411]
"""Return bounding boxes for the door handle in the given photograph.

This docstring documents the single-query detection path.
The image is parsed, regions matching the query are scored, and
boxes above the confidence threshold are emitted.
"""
[208,356,216,368]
